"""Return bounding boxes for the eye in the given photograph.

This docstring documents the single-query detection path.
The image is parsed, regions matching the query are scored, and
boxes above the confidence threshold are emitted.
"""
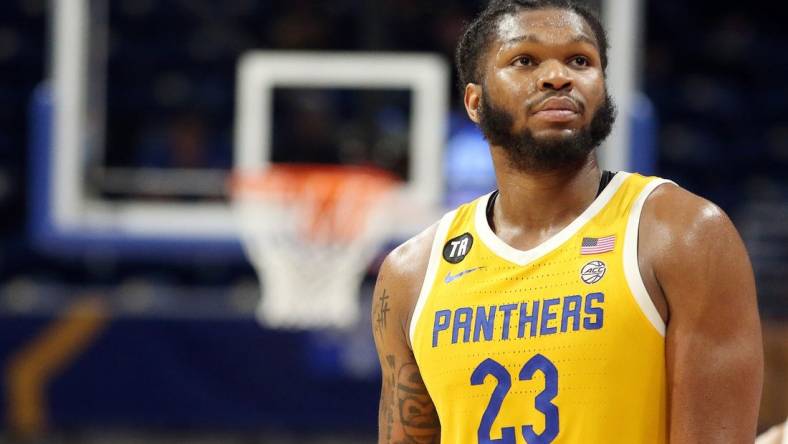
[512,55,535,67]
[570,56,591,67]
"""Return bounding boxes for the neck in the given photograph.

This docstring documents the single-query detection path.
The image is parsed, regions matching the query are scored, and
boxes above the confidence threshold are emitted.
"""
[489,149,602,249]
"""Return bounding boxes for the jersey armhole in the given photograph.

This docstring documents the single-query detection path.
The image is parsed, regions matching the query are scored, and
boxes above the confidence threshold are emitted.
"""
[407,209,458,349]
[622,179,676,337]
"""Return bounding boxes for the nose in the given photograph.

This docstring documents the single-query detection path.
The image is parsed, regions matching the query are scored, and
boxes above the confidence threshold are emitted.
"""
[537,60,572,91]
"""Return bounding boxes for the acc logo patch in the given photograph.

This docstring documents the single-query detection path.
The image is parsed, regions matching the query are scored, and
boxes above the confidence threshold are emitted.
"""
[443,233,473,264]
[580,260,606,284]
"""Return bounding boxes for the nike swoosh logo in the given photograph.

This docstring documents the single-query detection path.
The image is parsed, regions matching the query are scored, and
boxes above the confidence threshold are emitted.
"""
[444,267,482,284]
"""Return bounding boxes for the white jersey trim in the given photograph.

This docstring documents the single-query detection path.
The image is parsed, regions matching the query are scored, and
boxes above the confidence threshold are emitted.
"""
[622,178,676,337]
[408,209,458,348]
[474,172,631,266]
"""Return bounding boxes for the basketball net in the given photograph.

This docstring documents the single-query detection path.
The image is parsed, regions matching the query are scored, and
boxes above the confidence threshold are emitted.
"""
[231,165,400,329]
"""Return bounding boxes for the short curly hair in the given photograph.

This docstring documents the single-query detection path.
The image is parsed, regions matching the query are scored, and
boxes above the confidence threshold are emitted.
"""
[455,0,609,92]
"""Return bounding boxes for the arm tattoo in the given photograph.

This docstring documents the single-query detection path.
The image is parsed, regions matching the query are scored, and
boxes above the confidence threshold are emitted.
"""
[374,289,391,341]
[380,357,440,444]
[395,361,440,444]
[375,286,439,443]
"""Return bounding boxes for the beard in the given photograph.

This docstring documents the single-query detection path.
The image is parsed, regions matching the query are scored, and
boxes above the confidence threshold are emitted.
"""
[478,87,617,173]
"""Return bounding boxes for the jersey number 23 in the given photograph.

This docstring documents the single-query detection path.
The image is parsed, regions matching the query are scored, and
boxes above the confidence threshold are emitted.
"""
[471,354,559,444]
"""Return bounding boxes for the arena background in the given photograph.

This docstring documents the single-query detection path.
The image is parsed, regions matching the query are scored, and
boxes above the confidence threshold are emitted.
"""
[0,0,786,442]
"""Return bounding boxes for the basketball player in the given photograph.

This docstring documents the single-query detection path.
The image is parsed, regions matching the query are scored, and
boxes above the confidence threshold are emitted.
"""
[371,1,763,443]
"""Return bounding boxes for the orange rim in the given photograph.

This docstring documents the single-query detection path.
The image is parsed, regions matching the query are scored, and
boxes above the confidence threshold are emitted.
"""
[231,164,401,241]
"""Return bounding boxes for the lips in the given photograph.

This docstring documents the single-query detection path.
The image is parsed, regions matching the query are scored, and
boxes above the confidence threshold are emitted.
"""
[536,97,579,113]
[533,97,580,122]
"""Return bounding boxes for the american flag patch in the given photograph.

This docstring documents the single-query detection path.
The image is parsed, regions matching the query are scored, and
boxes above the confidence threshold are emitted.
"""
[581,235,616,255]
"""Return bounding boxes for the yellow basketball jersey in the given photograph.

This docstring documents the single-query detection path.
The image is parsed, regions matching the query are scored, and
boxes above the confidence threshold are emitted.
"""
[409,172,672,444]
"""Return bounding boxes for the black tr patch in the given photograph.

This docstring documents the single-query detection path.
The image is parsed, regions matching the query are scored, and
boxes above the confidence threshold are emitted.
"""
[443,233,473,264]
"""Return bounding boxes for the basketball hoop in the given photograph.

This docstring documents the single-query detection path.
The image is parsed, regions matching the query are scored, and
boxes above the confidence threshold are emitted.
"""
[231,165,401,329]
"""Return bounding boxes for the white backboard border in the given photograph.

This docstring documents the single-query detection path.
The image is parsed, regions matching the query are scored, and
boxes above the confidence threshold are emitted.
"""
[235,51,449,209]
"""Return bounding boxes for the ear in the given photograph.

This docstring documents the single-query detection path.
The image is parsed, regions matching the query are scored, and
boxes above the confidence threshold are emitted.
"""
[463,83,482,124]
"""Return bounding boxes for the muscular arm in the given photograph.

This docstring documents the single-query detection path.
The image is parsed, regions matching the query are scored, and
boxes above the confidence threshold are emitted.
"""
[372,226,441,444]
[641,186,763,443]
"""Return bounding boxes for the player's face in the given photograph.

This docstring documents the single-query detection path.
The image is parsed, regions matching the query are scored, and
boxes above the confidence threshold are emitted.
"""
[481,8,606,140]
[463,8,615,172]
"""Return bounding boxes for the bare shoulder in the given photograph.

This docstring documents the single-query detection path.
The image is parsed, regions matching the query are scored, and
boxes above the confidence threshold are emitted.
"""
[380,223,438,291]
[640,182,739,254]
[373,222,439,344]
[638,181,753,309]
